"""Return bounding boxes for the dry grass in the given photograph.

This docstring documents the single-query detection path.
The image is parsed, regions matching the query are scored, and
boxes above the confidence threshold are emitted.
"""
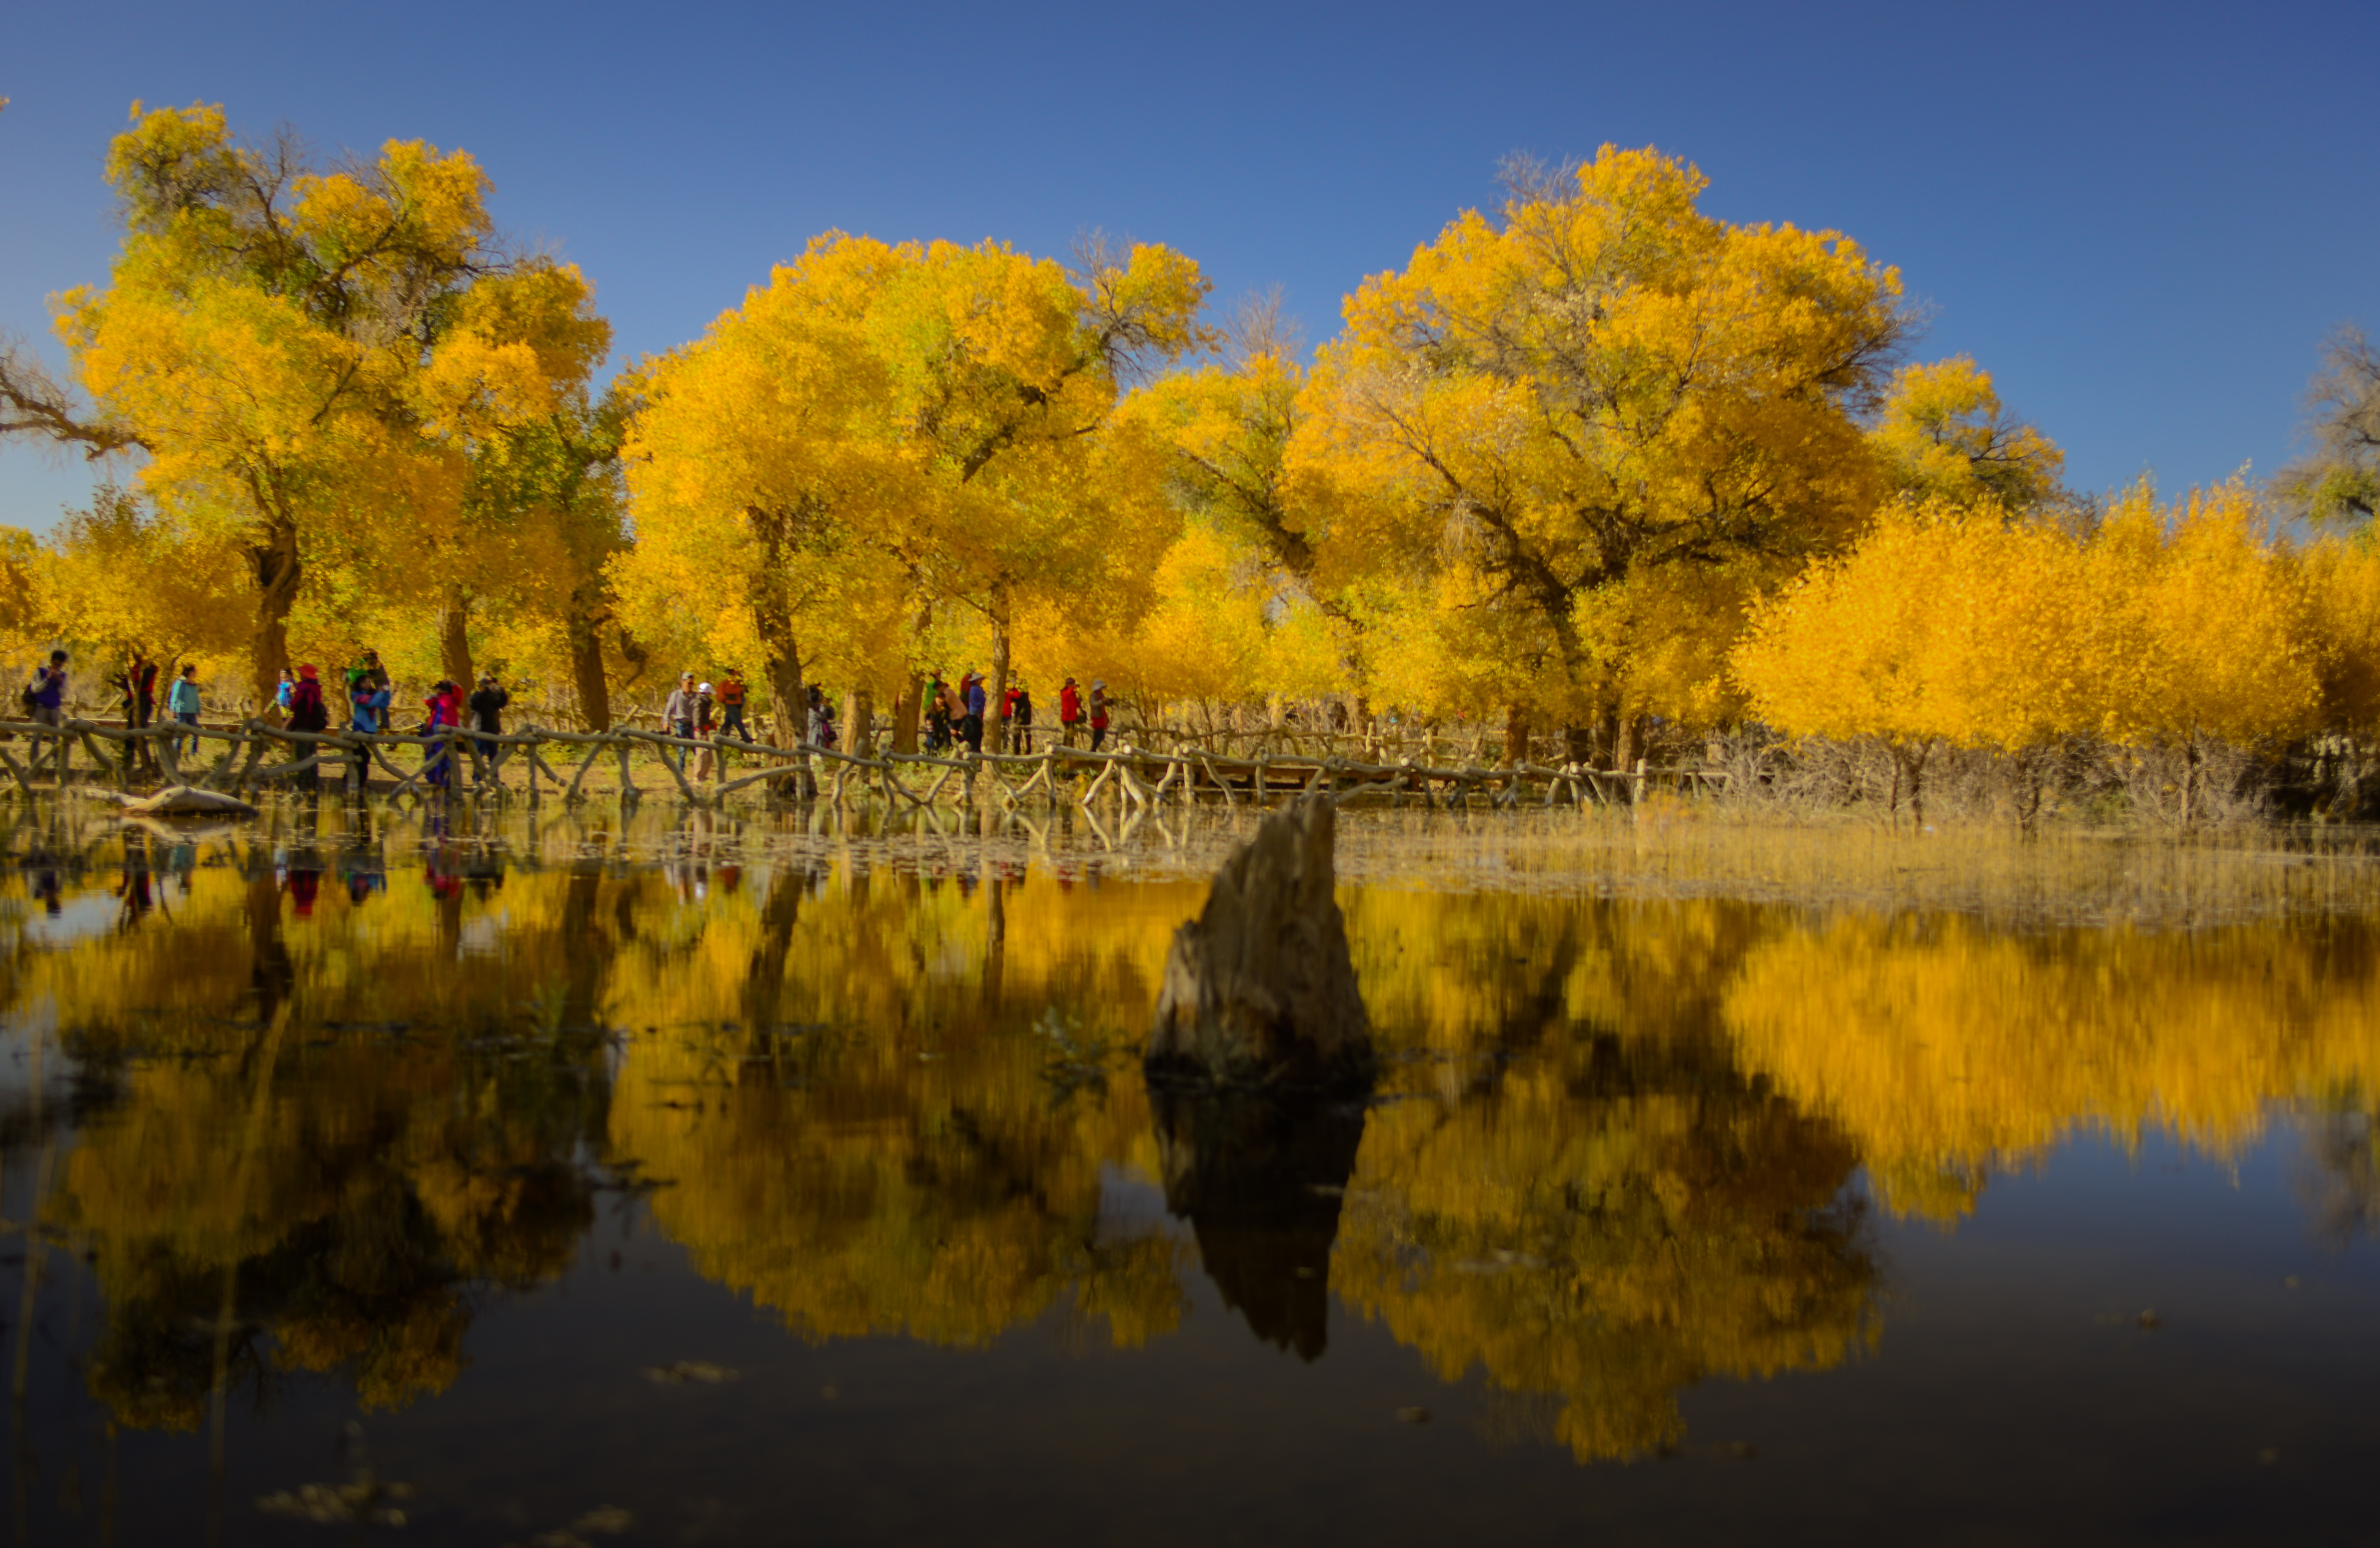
[1327,804,2380,930]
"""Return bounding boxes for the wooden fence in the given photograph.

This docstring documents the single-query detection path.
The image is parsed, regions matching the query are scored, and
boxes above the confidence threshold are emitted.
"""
[0,714,1727,812]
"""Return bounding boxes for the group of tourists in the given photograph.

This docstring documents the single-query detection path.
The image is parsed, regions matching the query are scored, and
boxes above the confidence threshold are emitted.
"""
[21,645,1121,795]
[923,672,1108,755]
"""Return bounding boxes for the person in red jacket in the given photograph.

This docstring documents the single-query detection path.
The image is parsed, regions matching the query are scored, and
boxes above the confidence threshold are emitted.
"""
[1058,676,1082,748]
[286,664,331,790]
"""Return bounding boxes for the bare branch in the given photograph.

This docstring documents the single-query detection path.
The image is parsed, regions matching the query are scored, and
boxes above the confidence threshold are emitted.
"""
[0,335,147,459]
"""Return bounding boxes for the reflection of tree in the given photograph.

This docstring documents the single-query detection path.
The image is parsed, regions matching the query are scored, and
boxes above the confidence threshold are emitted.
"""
[1325,891,1875,1460]
[609,869,1197,1350]
[2298,1089,2380,1247]
[25,834,622,1428]
[1335,1046,1873,1461]
[1723,914,2380,1219]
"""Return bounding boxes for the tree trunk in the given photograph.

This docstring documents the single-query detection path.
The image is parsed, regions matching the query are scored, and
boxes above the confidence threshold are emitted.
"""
[762,630,803,747]
[987,583,1012,755]
[566,601,612,731]
[248,515,301,719]
[1612,713,1647,778]
[1502,705,1529,768]
[751,509,804,744]
[436,585,474,689]
[892,672,923,754]
[841,690,875,758]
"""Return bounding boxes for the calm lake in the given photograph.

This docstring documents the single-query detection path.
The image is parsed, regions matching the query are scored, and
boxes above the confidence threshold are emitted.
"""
[3,800,2376,1545]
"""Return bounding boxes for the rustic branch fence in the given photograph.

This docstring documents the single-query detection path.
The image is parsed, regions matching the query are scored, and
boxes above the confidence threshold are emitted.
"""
[0,714,1728,813]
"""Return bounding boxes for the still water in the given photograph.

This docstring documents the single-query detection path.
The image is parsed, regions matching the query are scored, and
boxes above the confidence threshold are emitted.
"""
[2,800,2376,1544]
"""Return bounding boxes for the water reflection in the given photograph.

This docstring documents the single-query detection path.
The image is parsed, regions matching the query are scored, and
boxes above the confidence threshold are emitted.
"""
[2,803,2378,1473]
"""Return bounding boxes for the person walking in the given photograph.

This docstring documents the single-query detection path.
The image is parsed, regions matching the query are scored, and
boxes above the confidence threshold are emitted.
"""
[717,668,749,742]
[663,672,696,774]
[1059,676,1082,748]
[960,671,986,754]
[22,651,66,776]
[167,663,202,758]
[692,683,718,782]
[287,664,331,790]
[467,673,510,779]
[1011,683,1034,755]
[275,666,295,716]
[1089,679,1110,752]
[805,684,834,749]
[116,651,158,729]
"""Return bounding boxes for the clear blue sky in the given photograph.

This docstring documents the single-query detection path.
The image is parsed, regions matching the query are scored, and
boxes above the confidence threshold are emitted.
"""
[3,0,2372,533]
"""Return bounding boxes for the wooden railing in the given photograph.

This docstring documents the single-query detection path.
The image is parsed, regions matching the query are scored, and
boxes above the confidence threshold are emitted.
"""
[0,715,1728,812]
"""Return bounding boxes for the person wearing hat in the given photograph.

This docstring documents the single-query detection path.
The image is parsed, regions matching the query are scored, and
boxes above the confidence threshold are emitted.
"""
[662,671,696,773]
[692,681,718,781]
[287,663,331,789]
[468,672,511,775]
[1058,676,1083,748]
[348,649,392,730]
[1089,679,1109,752]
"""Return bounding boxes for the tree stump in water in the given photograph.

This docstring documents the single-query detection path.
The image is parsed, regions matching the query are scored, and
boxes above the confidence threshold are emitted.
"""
[1145,793,1373,1090]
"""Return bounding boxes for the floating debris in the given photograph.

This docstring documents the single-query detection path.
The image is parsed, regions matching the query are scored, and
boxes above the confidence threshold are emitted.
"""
[256,1467,412,1526]
[644,1360,739,1385]
[507,1506,633,1548]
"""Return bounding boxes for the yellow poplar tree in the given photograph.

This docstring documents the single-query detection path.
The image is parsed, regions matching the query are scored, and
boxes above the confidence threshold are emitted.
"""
[7,103,576,711]
[619,234,920,732]
[1300,146,1906,763]
[1870,357,2065,511]
[871,237,1212,749]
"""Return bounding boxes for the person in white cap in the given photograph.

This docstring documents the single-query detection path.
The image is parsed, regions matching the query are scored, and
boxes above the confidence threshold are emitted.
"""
[692,681,718,780]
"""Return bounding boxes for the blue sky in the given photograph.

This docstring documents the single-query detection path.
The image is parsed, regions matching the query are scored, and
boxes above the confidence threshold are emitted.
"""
[3,0,2372,533]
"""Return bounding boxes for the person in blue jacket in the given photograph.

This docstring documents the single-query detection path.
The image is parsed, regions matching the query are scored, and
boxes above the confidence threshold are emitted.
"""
[167,663,202,756]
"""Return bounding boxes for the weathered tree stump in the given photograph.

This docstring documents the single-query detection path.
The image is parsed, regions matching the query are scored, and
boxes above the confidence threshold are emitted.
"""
[1145,793,1373,1090]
